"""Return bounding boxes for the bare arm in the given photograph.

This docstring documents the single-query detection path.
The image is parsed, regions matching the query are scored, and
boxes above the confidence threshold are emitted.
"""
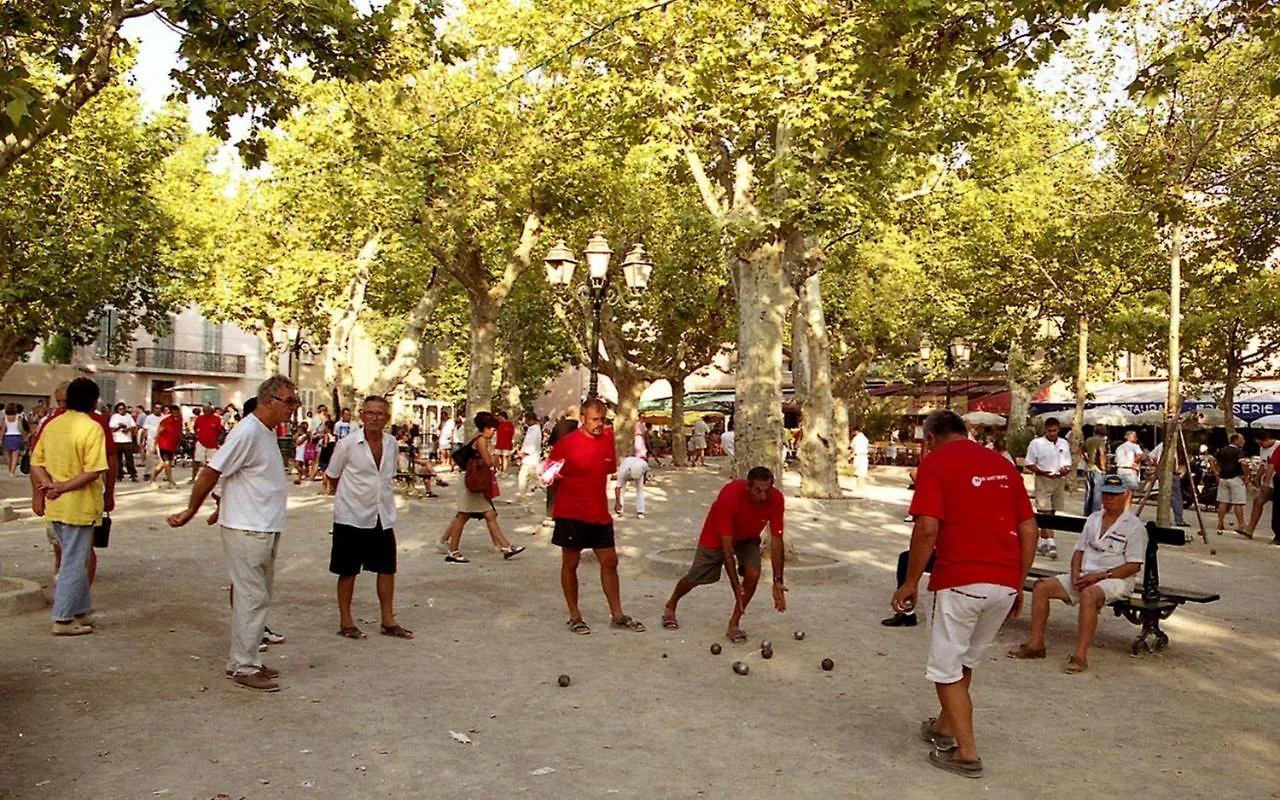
[167,467,221,527]
[892,515,939,612]
[770,534,787,611]
[720,534,744,612]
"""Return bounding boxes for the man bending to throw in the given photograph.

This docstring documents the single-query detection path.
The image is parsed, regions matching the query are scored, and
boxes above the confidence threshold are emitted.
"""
[168,375,298,693]
[325,395,412,640]
[662,467,787,642]
[891,410,1038,779]
[550,398,644,635]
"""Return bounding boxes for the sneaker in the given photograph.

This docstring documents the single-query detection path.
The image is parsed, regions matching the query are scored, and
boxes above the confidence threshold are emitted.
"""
[226,664,279,679]
[258,643,269,652]
[1047,547,1059,560]
[880,613,917,627]
[51,621,93,636]
[233,670,280,692]
[637,512,646,519]
[74,611,95,628]
[261,627,285,645]
[445,552,470,564]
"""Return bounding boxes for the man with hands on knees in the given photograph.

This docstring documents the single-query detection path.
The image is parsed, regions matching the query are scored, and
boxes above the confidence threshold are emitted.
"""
[1008,474,1146,674]
[661,466,788,643]
[892,410,1039,779]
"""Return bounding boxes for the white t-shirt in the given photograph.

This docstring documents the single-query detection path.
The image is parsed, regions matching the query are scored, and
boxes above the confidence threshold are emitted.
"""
[439,418,456,449]
[325,428,398,529]
[720,430,735,457]
[1115,441,1144,470]
[520,423,542,460]
[209,415,288,533]
[618,455,649,479]
[143,413,164,435]
[334,420,353,440]
[1025,436,1071,475]
[1260,441,1278,462]
[108,413,136,444]
[1078,510,1147,573]
[852,432,870,459]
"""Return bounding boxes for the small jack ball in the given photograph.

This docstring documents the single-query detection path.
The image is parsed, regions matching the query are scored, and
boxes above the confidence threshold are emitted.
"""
[557,674,571,687]
[662,653,668,659]
[761,647,774,659]
[821,658,834,671]
[1210,548,1217,555]
[794,631,806,641]
[710,643,722,655]
[732,661,750,675]
[760,640,772,650]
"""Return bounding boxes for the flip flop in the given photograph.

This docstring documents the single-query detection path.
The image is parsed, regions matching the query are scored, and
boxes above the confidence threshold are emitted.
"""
[610,615,646,632]
[726,629,748,644]
[380,624,413,639]
[337,626,366,639]
[662,614,679,630]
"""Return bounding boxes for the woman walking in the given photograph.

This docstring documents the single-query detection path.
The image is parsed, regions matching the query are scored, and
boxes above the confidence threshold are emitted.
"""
[293,421,312,484]
[439,412,525,563]
[3,403,26,475]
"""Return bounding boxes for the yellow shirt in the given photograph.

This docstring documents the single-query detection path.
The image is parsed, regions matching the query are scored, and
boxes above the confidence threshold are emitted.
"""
[32,411,107,526]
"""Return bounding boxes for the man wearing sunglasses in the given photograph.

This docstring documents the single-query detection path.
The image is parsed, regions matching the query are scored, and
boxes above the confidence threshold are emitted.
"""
[168,375,299,692]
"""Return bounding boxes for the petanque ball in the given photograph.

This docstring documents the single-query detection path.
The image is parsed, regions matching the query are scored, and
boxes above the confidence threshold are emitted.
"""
[1210,548,1217,555]
[710,643,722,655]
[794,630,805,641]
[821,658,834,671]
[732,661,750,675]
[761,646,774,659]
[662,653,668,659]
[557,674,571,687]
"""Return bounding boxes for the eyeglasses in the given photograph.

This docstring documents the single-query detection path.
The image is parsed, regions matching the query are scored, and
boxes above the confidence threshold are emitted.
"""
[268,394,301,408]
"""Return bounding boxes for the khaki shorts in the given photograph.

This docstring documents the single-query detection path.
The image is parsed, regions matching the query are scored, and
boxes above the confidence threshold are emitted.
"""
[1054,573,1135,605]
[194,444,219,463]
[684,539,763,585]
[1218,477,1247,506]
[1034,475,1065,512]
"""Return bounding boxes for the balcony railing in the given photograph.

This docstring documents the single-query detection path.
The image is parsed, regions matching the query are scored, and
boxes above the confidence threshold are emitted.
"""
[135,348,247,375]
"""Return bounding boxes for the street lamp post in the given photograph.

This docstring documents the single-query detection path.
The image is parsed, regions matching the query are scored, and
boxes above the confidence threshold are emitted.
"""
[544,231,654,400]
[287,327,318,421]
[945,337,971,410]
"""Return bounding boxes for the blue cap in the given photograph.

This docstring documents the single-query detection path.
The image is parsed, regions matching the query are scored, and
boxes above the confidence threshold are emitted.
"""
[1100,475,1128,494]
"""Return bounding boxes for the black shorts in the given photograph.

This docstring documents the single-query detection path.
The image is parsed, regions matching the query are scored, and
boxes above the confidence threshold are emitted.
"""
[159,449,176,462]
[329,521,397,576]
[551,518,616,551]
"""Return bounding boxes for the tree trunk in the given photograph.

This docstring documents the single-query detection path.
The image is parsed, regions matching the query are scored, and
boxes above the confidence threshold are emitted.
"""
[1158,224,1183,528]
[1223,359,1238,439]
[498,337,526,416]
[1007,337,1033,437]
[732,238,797,481]
[463,294,500,438]
[612,368,647,464]
[795,272,842,498]
[1072,314,1089,454]
[669,374,688,467]
[832,395,851,456]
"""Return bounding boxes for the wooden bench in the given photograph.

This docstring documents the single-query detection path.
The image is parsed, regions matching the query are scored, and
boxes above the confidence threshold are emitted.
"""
[1025,513,1221,655]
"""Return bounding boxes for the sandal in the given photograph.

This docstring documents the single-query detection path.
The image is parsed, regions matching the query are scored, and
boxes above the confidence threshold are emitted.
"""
[611,615,646,632]
[1007,644,1046,660]
[567,618,591,635]
[337,626,366,639]
[920,717,956,751]
[380,624,414,639]
[662,613,679,630]
[436,479,449,487]
[726,628,747,644]
[445,552,470,564]
[502,545,526,560]
[1066,656,1088,674]
[928,748,983,778]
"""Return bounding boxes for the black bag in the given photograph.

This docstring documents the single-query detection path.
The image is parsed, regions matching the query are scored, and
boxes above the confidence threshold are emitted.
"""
[451,440,477,470]
[93,514,111,548]
[19,449,29,475]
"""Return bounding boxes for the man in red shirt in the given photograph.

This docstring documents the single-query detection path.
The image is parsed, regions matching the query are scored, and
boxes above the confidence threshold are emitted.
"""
[149,404,183,489]
[549,398,644,635]
[192,403,224,483]
[661,466,787,642]
[891,410,1038,779]
[493,410,516,473]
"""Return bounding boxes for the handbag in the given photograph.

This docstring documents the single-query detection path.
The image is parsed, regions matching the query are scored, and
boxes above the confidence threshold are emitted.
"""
[483,473,500,500]
[19,449,30,475]
[465,453,493,493]
[93,514,111,548]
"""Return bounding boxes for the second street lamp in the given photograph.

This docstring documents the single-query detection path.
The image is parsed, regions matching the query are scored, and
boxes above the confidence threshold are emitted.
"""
[544,231,653,400]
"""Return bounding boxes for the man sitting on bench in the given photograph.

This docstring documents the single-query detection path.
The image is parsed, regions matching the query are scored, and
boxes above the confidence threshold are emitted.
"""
[1007,475,1146,674]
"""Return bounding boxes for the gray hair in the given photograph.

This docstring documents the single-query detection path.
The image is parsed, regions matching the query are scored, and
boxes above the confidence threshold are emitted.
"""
[923,410,967,439]
[256,375,298,402]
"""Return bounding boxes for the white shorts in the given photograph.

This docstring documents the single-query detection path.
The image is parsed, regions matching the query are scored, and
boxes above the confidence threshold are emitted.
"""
[494,449,513,457]
[1053,573,1135,605]
[1218,476,1246,506]
[926,582,1017,684]
[1034,475,1065,512]
[852,455,869,477]
[194,444,218,463]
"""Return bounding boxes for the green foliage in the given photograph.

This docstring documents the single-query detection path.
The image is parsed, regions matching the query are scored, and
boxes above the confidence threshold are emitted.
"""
[41,332,72,365]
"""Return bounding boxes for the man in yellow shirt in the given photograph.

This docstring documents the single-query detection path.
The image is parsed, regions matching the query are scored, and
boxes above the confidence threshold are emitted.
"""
[31,378,108,636]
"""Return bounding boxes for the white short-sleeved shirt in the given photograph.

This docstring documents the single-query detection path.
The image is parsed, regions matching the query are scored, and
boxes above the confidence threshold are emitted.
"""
[1025,436,1071,474]
[325,427,398,529]
[1078,510,1147,573]
[1115,441,1144,470]
[439,419,456,449]
[720,430,735,457]
[209,415,288,532]
[852,432,869,458]
[1260,442,1278,462]
[520,423,542,459]
[108,413,136,444]
[143,413,164,435]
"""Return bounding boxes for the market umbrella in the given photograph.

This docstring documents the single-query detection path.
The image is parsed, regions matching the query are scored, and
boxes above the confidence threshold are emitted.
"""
[1082,405,1136,426]
[1250,414,1280,428]
[1197,407,1246,428]
[962,411,1007,426]
[171,383,216,393]
[1134,408,1169,425]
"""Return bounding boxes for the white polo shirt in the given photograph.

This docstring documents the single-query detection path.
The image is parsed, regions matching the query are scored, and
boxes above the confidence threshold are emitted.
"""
[209,414,288,532]
[1115,441,1144,470]
[325,427,398,529]
[108,413,136,445]
[1078,509,1147,573]
[1025,436,1071,475]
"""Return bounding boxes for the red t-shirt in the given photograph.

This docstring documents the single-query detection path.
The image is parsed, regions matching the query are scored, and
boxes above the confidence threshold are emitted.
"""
[909,438,1034,592]
[156,415,182,451]
[697,479,785,549]
[550,427,617,525]
[496,419,515,450]
[32,409,117,456]
[194,414,223,449]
